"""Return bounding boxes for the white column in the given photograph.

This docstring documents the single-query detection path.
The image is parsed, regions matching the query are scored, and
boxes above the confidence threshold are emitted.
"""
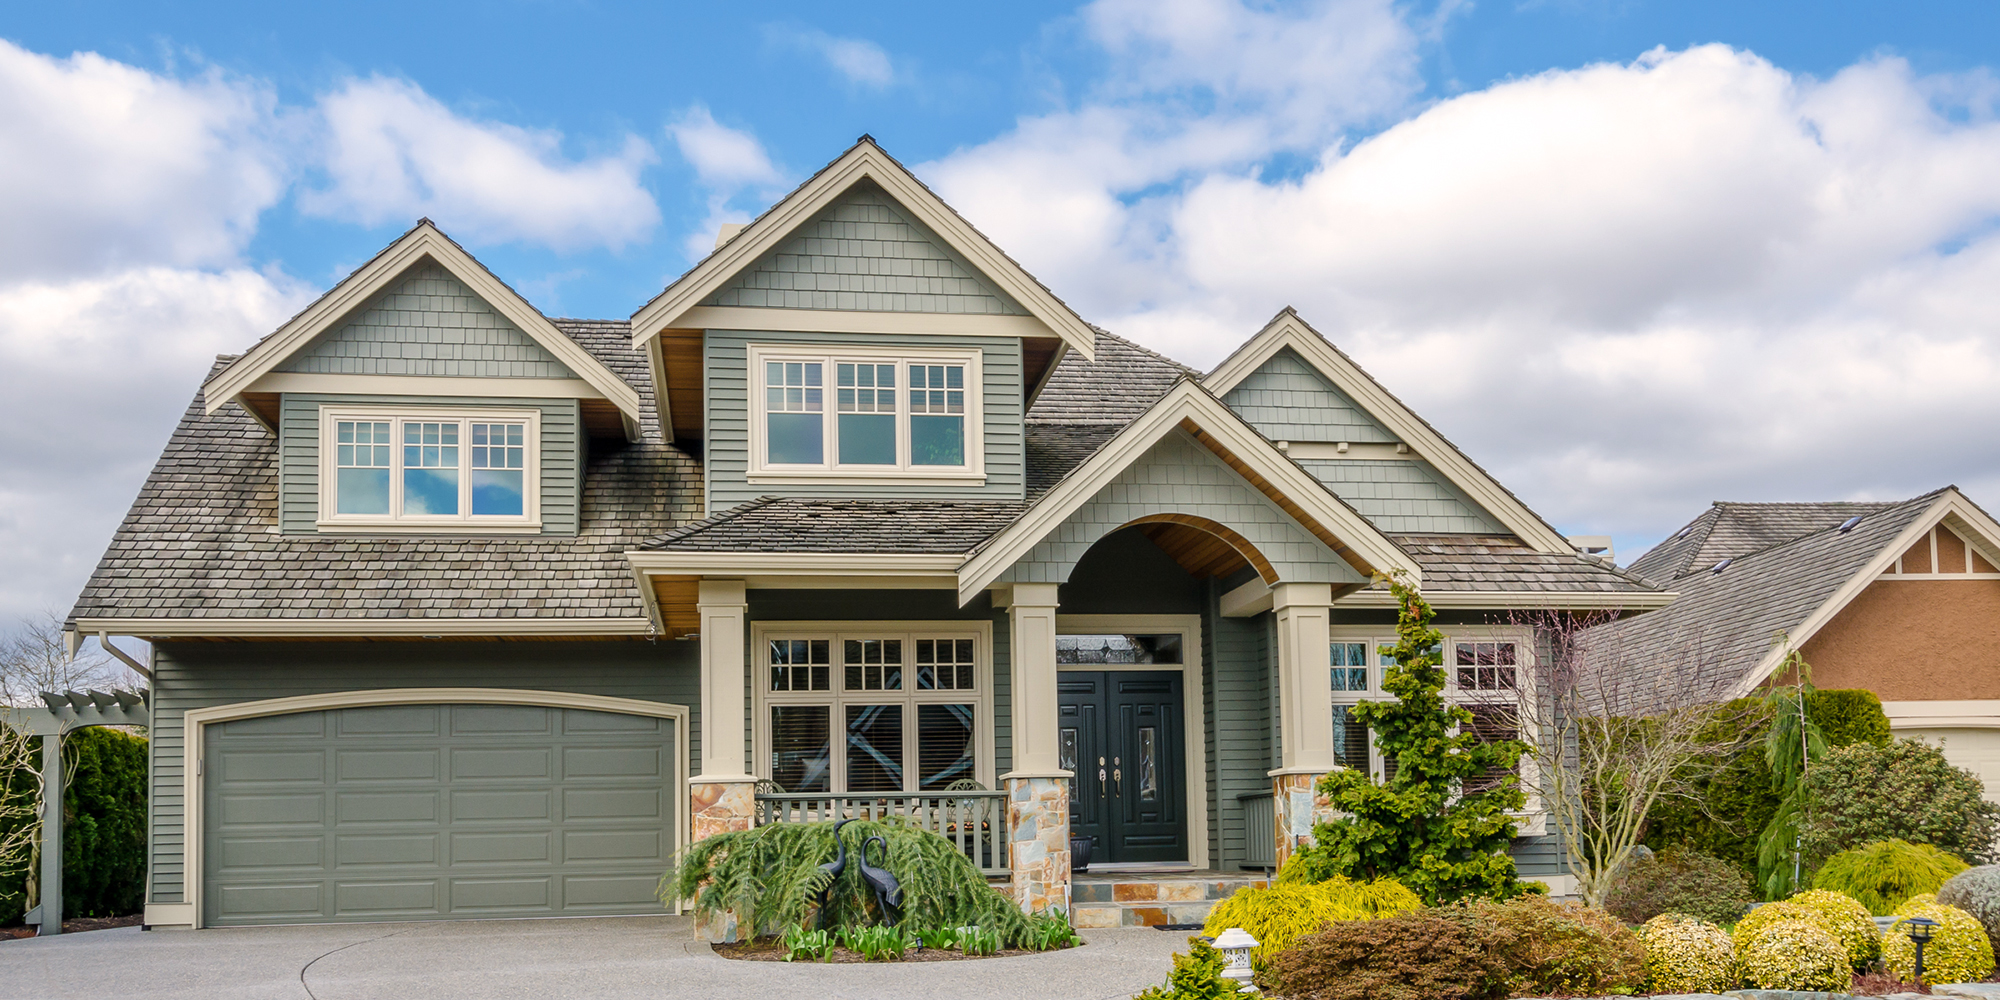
[1001,582,1063,776]
[695,579,751,781]
[1272,582,1336,773]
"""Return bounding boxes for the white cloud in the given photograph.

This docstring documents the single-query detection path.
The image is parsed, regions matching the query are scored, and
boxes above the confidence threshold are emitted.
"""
[766,26,896,88]
[302,76,661,251]
[0,39,287,279]
[668,106,787,257]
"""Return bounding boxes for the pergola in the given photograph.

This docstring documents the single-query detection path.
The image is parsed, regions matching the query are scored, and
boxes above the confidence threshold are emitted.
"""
[3,690,149,936]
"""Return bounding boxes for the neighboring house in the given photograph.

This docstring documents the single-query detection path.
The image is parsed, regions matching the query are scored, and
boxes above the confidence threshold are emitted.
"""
[1606,488,2000,799]
[66,138,1669,932]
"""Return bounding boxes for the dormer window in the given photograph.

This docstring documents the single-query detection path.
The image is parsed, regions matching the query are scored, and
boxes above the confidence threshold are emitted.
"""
[748,344,983,482]
[318,406,540,530]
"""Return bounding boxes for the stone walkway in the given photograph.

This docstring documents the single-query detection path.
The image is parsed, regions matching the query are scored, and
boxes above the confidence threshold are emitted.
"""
[0,915,1188,1000]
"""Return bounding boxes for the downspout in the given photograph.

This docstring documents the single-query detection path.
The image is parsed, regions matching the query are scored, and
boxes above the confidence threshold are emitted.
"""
[96,632,153,684]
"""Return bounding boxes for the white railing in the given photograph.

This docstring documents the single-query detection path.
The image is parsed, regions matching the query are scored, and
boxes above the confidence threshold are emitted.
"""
[755,791,1010,876]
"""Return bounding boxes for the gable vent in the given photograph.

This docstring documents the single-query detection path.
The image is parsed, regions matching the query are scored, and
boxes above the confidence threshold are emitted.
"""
[1711,558,1732,574]
[1838,515,1863,533]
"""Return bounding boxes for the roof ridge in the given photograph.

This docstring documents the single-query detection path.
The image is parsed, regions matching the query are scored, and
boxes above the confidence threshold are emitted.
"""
[1694,491,1941,572]
[645,495,780,547]
[1092,327,1198,374]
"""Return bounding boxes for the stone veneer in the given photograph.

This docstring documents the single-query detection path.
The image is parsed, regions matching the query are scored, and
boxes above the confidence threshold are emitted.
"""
[689,779,757,942]
[1271,770,1334,869]
[1006,775,1072,914]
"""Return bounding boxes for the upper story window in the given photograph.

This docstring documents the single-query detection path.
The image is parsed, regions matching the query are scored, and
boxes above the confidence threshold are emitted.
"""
[319,406,540,530]
[748,344,983,482]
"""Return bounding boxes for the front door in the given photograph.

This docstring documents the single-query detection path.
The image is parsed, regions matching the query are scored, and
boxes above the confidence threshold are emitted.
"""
[1058,671,1186,864]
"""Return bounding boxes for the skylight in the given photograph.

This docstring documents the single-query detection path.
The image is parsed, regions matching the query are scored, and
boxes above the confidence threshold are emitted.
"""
[1838,516,1862,533]
[1711,558,1732,574]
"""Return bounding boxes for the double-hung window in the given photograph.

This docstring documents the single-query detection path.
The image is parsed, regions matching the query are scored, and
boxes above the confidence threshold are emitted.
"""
[761,629,985,794]
[1452,640,1522,796]
[319,407,539,529]
[749,345,981,480]
[1330,639,1396,780]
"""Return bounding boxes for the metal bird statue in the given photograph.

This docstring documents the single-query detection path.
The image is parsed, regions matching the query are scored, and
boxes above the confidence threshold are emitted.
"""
[857,834,903,925]
[814,818,855,929]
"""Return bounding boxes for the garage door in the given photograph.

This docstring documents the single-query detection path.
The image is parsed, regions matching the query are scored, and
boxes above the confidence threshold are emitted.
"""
[203,703,676,926]
[1899,727,2000,804]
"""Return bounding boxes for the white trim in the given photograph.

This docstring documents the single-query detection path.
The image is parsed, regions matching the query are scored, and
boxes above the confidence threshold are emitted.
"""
[630,141,1097,360]
[244,372,607,400]
[316,404,543,530]
[749,620,997,795]
[178,688,691,930]
[676,306,1055,340]
[743,576,960,590]
[1884,700,2000,729]
[745,343,984,480]
[1220,579,1274,618]
[1204,310,1573,554]
[1056,613,1210,869]
[957,380,1418,605]
[1280,442,1415,461]
[1331,587,1677,611]
[626,552,964,576]
[79,617,650,638]
[204,222,642,427]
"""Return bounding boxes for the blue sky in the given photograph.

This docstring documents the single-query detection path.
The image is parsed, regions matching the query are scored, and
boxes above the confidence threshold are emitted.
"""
[5,0,2000,628]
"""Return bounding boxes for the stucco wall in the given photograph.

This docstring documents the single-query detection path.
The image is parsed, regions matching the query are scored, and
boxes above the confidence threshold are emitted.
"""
[1799,579,2000,700]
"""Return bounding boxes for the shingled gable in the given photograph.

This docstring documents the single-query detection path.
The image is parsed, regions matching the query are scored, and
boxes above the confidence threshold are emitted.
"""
[1204,308,1574,555]
[955,377,1421,605]
[201,219,645,438]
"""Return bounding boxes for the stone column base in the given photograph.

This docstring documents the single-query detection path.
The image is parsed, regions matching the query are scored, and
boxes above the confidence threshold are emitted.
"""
[1271,770,1333,871]
[689,778,758,942]
[1005,773,1072,915]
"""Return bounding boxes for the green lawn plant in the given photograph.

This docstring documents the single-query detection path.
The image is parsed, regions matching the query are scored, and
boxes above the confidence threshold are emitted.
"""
[1134,938,1236,1000]
[1884,899,1995,984]
[1757,650,1828,900]
[780,925,834,962]
[1636,914,1737,995]
[915,926,958,950]
[1815,839,1969,915]
[1285,575,1534,904]
[1023,908,1082,951]
[1602,846,1754,925]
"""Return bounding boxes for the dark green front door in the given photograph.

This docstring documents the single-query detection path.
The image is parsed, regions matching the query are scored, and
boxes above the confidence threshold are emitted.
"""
[1058,671,1186,864]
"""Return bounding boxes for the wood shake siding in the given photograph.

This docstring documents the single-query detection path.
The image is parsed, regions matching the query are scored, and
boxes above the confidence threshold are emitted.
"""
[277,261,579,378]
[1222,348,1396,444]
[1299,459,1507,534]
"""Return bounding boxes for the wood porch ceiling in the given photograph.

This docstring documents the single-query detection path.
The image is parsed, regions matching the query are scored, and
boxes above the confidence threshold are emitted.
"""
[650,576,700,639]
[1131,515,1272,583]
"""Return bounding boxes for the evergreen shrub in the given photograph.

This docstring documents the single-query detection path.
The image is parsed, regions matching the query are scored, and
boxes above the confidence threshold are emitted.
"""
[1469,896,1645,996]
[1732,901,1821,954]
[1134,938,1237,1000]
[1739,919,1850,991]
[1883,902,1995,984]
[1800,740,2000,869]
[1602,846,1754,925]
[1816,839,1969,915]
[1787,888,1879,967]
[1937,864,2000,955]
[1200,876,1420,960]
[0,725,148,922]
[1637,914,1737,995]
[1257,908,1518,1000]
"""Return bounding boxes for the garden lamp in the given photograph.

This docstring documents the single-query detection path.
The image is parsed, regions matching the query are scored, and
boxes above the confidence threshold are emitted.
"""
[1212,927,1259,994]
[1906,916,1938,985]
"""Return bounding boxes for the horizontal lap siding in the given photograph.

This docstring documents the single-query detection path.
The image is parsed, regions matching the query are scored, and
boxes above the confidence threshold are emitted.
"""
[279,394,582,535]
[705,331,1024,513]
[148,640,699,906]
[1211,593,1272,871]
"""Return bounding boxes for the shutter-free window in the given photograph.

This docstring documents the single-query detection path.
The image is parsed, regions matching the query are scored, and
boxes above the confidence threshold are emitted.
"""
[766,361,824,464]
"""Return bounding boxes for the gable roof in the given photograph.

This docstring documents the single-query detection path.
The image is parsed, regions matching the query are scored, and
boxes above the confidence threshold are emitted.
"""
[1588,487,2000,698]
[1204,308,1574,555]
[201,220,645,434]
[1627,500,1899,583]
[628,137,1097,360]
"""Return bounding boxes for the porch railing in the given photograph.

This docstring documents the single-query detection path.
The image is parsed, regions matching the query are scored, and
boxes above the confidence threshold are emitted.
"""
[754,791,1010,876]
[1239,791,1276,871]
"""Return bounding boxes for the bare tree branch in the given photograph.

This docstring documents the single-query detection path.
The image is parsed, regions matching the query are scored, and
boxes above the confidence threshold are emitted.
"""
[1,612,143,705]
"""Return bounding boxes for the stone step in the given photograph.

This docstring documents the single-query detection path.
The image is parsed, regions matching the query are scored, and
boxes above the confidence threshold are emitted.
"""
[1070,872,1270,929]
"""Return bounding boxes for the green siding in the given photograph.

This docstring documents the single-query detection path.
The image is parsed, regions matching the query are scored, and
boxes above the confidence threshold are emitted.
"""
[277,261,577,378]
[997,429,1368,588]
[278,393,583,535]
[1298,459,1506,534]
[1223,348,1394,444]
[706,181,1027,316]
[146,640,700,907]
[704,330,1025,511]
[1210,593,1273,871]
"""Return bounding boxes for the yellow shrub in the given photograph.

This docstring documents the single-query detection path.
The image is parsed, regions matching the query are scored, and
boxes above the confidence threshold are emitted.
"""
[1201,876,1421,960]
[1732,901,1819,954]
[1637,914,1737,995]
[1788,889,1880,967]
[1899,893,1940,913]
[1739,919,1850,991]
[1883,903,1995,984]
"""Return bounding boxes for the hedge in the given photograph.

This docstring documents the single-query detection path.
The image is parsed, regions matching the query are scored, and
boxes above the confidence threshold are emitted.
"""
[0,726,148,922]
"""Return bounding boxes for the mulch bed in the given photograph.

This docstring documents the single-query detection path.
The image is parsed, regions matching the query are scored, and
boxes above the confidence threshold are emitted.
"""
[713,936,1061,962]
[0,914,143,940]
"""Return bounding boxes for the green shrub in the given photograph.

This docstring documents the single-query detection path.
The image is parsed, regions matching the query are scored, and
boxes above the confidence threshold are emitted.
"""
[1800,740,2000,869]
[1787,889,1879,967]
[1135,939,1237,1000]
[1812,689,1894,747]
[1883,902,1995,983]
[1637,914,1737,994]
[1258,909,1518,1000]
[1603,846,1754,925]
[1469,896,1646,996]
[1937,863,2000,955]
[1815,839,1969,915]
[1202,876,1421,960]
[0,725,148,922]
[1739,919,1850,990]
[1732,901,1820,953]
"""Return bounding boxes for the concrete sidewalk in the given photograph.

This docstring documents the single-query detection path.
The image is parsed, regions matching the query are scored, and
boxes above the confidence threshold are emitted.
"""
[0,916,1187,1000]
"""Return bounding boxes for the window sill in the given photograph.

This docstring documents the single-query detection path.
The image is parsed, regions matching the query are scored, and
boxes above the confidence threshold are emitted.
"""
[315,520,544,535]
[746,471,987,487]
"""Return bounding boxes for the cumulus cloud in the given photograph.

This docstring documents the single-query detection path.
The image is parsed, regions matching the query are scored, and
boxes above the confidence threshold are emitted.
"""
[767,26,896,88]
[302,76,661,251]
[668,106,787,256]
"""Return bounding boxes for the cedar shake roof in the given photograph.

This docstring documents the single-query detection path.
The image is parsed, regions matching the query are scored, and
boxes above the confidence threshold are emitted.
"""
[644,497,1025,553]
[1627,499,1902,583]
[1388,534,1661,593]
[1026,329,1195,426]
[1587,489,1947,694]
[66,320,703,625]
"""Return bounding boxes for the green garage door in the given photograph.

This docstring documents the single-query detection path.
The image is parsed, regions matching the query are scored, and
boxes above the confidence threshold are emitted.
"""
[203,703,676,926]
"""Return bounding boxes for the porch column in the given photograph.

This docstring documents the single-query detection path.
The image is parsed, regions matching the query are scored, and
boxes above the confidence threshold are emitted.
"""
[1269,582,1336,870]
[692,579,755,941]
[999,582,1071,915]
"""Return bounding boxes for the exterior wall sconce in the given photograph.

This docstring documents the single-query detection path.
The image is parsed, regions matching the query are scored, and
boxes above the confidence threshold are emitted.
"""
[1212,927,1259,993]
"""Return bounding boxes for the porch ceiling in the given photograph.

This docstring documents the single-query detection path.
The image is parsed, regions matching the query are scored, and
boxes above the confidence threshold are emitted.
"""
[1135,518,1263,582]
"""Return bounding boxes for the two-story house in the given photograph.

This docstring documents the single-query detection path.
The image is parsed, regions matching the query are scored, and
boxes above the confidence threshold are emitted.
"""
[66,138,1670,932]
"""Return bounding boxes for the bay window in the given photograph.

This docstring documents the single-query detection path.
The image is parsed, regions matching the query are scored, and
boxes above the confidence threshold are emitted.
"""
[749,345,981,479]
[319,406,538,528]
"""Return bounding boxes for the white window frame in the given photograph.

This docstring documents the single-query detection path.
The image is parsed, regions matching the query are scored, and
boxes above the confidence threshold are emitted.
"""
[316,404,542,532]
[751,620,995,795]
[745,343,985,485]
[1329,626,1545,835]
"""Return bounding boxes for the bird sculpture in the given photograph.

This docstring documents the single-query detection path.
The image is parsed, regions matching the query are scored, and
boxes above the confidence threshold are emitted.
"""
[857,834,903,925]
[814,818,855,929]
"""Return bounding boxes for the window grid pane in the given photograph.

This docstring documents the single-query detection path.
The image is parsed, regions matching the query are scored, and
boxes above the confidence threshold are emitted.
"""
[767,361,824,412]
[1463,704,1519,795]
[1331,641,1369,692]
[769,639,831,691]
[844,639,904,691]
[1455,642,1518,691]
[915,637,976,691]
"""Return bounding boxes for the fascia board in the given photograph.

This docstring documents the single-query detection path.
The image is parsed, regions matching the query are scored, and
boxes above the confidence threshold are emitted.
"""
[629,145,1097,360]
[203,227,643,423]
[1331,588,1678,610]
[1724,493,1959,700]
[955,381,1417,605]
[79,617,651,637]
[625,551,965,575]
[646,335,674,444]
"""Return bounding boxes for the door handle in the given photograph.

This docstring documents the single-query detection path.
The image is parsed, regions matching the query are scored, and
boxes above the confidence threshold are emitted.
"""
[1113,756,1122,794]
[1098,756,1108,794]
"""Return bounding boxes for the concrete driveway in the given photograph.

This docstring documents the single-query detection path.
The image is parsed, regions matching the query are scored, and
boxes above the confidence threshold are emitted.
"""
[0,916,1186,1000]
